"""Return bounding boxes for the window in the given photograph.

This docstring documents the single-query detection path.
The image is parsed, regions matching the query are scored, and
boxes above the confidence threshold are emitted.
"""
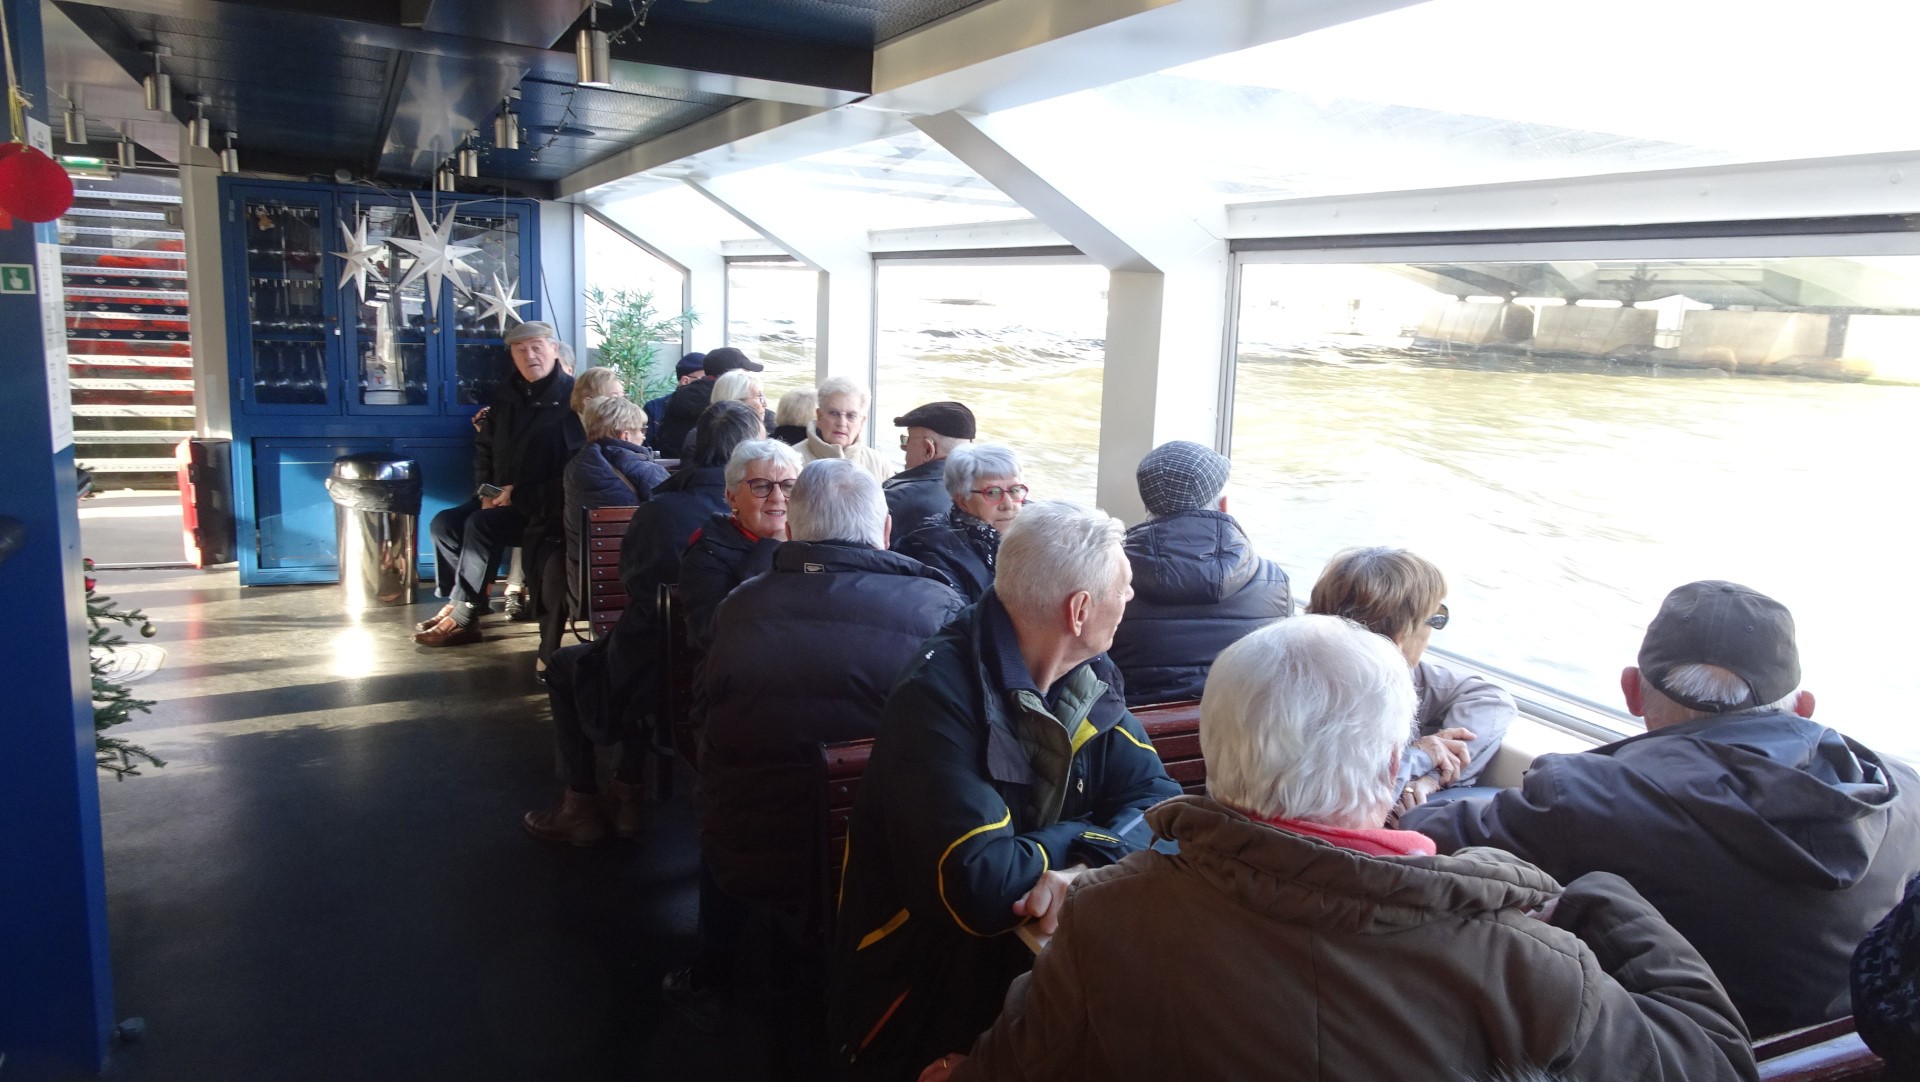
[876,260,1108,505]
[1228,249,1920,760]
[726,258,819,399]
[583,212,688,363]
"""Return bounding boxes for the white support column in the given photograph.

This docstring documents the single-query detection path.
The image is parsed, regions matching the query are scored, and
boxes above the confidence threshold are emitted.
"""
[688,174,874,390]
[591,186,727,352]
[538,200,585,352]
[915,107,1229,523]
[179,144,230,438]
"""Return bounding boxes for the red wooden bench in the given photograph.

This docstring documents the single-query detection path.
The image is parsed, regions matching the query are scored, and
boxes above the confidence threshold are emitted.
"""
[1754,1017,1884,1080]
[582,505,639,640]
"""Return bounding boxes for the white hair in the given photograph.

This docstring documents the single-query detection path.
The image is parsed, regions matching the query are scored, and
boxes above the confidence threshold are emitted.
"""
[723,438,802,490]
[788,459,887,548]
[776,387,817,428]
[995,501,1125,626]
[943,443,1023,500]
[1647,663,1799,715]
[1202,615,1416,829]
[711,369,762,406]
[816,376,870,411]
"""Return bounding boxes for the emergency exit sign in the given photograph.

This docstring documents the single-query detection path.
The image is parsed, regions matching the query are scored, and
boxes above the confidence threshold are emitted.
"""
[0,264,33,294]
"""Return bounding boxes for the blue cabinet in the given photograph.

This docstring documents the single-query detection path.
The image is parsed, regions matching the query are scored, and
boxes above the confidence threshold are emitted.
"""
[222,178,541,585]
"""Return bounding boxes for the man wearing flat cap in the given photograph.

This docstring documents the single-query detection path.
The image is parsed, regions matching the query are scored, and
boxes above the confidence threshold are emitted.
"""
[1405,580,1920,1037]
[418,321,584,646]
[1106,440,1291,705]
[885,400,975,535]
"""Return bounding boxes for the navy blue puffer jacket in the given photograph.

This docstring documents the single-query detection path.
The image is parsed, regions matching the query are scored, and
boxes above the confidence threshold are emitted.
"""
[562,437,668,608]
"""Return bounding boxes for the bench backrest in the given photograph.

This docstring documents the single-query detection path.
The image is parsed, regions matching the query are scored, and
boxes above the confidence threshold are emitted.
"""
[656,582,698,767]
[583,505,639,640]
[1754,1017,1884,1081]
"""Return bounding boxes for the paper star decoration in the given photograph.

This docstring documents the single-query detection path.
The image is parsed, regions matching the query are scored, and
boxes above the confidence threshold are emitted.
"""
[476,274,533,334]
[386,194,481,314]
[333,215,386,302]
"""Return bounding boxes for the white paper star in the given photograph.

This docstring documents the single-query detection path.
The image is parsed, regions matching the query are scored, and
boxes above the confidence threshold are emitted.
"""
[476,274,533,334]
[333,215,385,302]
[386,194,481,314]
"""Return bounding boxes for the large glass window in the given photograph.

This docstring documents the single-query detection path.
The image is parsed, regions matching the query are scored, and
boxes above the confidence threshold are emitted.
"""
[1228,250,1920,760]
[726,258,818,399]
[876,260,1108,504]
[583,213,688,392]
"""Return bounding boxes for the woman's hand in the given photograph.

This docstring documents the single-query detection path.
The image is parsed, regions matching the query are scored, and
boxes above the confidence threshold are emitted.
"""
[1397,773,1442,815]
[1414,726,1475,784]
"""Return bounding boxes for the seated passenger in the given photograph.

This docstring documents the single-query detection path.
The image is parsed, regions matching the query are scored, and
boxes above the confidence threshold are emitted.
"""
[894,443,1025,602]
[642,352,704,453]
[710,368,774,435]
[885,400,975,534]
[829,501,1180,1081]
[670,460,967,1011]
[796,376,894,482]
[677,438,800,655]
[657,347,761,460]
[567,364,623,415]
[1403,580,1920,1037]
[1105,440,1291,705]
[1854,872,1920,1077]
[926,616,1755,1082]
[771,387,814,446]
[1307,546,1513,808]
[559,395,667,622]
[520,401,761,847]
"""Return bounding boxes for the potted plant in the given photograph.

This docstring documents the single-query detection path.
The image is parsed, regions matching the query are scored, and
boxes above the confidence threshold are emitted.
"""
[583,286,697,400]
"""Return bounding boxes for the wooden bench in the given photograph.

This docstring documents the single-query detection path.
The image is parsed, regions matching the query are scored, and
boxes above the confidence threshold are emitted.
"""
[656,582,698,769]
[820,698,1206,923]
[582,505,639,640]
[1754,1017,1884,1080]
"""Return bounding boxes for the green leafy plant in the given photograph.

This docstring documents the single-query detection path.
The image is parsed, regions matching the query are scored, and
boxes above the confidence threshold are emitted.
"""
[87,558,164,779]
[583,286,697,402]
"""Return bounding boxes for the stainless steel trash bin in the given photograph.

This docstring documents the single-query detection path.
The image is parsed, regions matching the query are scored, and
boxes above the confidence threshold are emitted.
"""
[325,453,423,608]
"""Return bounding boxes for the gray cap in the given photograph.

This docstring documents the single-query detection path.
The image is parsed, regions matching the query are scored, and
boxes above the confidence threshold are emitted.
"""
[1639,580,1800,713]
[503,320,555,346]
[1136,440,1230,516]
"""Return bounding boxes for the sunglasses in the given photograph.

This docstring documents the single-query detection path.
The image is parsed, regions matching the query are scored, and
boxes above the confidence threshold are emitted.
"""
[1424,603,1450,631]
[970,485,1030,502]
[742,478,797,498]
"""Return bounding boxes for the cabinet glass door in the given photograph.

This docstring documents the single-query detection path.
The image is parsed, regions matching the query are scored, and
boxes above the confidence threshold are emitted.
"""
[343,201,434,415]
[444,206,532,409]
[240,196,334,411]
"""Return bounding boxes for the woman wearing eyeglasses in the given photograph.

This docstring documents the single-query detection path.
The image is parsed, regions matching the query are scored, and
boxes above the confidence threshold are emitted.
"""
[678,439,804,655]
[796,376,896,483]
[1307,546,1515,817]
[895,443,1029,604]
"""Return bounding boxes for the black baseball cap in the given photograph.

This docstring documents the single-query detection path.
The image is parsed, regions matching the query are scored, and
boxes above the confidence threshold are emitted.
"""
[893,401,976,440]
[1639,580,1800,712]
[675,352,707,376]
[702,347,763,376]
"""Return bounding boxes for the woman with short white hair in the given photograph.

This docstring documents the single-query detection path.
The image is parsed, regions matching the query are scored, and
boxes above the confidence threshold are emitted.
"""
[895,443,1027,603]
[677,438,802,653]
[711,368,773,434]
[772,387,815,445]
[796,375,894,482]
[927,614,1755,1082]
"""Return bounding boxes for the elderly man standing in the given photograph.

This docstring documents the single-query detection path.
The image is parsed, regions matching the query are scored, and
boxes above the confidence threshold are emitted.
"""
[1405,580,1920,1038]
[895,443,1025,602]
[829,501,1180,1081]
[926,616,1754,1082]
[1106,440,1291,705]
[418,321,582,646]
[667,459,967,1021]
[884,400,974,532]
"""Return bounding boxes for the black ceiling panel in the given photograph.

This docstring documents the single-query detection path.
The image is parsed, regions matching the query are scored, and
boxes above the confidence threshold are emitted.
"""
[634,0,985,49]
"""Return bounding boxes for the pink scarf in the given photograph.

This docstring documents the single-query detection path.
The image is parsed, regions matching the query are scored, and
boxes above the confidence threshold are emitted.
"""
[1257,815,1437,858]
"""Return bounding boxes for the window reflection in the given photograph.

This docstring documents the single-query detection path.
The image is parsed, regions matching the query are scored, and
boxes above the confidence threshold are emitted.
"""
[726,259,817,397]
[1229,256,1920,760]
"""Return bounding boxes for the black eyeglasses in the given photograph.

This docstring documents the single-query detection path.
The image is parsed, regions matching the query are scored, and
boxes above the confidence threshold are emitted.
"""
[742,478,797,498]
[970,485,1030,502]
[1424,603,1450,630]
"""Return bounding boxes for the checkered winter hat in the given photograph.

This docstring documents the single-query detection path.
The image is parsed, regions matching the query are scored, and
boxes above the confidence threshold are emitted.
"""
[1136,440,1231,517]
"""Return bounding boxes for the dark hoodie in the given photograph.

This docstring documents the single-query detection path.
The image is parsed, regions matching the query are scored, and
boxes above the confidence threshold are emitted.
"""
[1106,509,1292,705]
[1404,710,1920,1037]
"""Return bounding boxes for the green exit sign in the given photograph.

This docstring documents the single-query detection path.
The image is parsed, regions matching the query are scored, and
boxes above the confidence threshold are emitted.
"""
[0,264,33,294]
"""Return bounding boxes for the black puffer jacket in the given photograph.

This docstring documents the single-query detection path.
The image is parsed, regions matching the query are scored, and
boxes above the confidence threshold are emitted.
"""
[472,367,584,548]
[654,376,715,460]
[562,438,668,610]
[677,512,781,655]
[1106,509,1292,705]
[895,506,998,602]
[882,459,951,543]
[696,541,967,915]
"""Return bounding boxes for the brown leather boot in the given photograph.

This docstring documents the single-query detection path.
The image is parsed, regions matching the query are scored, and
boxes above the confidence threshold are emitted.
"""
[607,778,647,839]
[523,789,609,847]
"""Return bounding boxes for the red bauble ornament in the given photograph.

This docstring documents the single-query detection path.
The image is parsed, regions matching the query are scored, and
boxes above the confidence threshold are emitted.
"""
[0,145,74,222]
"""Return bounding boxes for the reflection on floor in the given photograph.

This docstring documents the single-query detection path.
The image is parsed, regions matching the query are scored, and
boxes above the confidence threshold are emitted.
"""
[94,568,785,1080]
[78,491,186,569]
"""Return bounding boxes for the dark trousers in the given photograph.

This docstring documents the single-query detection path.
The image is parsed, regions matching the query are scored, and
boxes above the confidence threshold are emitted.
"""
[547,641,647,792]
[536,544,569,664]
[429,498,526,607]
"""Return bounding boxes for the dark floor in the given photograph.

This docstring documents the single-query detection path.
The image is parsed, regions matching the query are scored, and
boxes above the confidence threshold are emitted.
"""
[89,569,786,1081]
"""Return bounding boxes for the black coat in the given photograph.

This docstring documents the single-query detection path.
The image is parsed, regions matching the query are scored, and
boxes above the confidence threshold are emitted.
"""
[677,512,780,656]
[829,595,1179,1079]
[1106,509,1292,705]
[654,376,714,460]
[641,391,672,452]
[696,541,966,915]
[895,508,998,603]
[562,438,668,609]
[771,423,807,446]
[882,458,951,543]
[472,367,584,547]
[1404,710,1920,1037]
